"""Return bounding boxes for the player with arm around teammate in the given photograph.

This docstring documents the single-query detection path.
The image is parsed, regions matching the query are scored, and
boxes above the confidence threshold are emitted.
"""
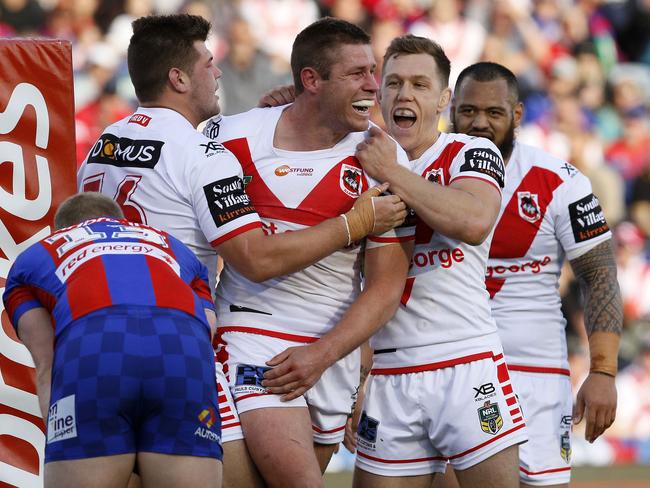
[3,193,223,488]
[77,14,406,488]
[351,35,528,488]
[202,18,415,488]
[443,61,622,488]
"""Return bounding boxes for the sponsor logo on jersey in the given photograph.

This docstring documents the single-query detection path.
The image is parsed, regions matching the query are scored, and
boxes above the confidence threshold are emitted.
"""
[568,193,609,243]
[232,363,271,397]
[473,382,496,400]
[128,114,151,127]
[485,256,551,278]
[87,134,164,168]
[204,118,220,139]
[425,168,445,185]
[459,147,505,188]
[411,247,465,269]
[340,164,363,197]
[200,140,227,157]
[274,164,314,177]
[243,175,252,186]
[55,241,181,282]
[47,395,77,443]
[478,400,503,435]
[194,407,221,443]
[198,407,217,429]
[561,162,577,177]
[358,412,379,443]
[560,430,571,463]
[203,176,256,227]
[517,191,541,223]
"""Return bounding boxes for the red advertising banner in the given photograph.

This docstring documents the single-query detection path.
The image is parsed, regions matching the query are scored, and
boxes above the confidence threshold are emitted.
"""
[0,39,76,487]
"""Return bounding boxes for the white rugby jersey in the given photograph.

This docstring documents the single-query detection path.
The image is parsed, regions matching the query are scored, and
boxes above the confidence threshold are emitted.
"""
[203,106,414,339]
[77,107,261,291]
[371,133,506,371]
[487,142,611,372]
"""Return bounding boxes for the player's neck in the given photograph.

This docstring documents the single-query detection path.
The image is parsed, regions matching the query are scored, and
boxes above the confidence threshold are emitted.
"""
[274,101,349,151]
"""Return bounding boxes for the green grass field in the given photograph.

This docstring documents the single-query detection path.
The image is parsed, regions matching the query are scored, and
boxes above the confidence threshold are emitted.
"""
[323,465,650,487]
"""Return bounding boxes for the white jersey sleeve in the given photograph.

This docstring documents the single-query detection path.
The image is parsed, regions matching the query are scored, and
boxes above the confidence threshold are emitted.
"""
[448,136,505,192]
[550,168,611,260]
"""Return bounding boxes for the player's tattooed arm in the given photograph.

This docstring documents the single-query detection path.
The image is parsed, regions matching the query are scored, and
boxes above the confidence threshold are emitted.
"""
[570,239,622,442]
[569,239,623,337]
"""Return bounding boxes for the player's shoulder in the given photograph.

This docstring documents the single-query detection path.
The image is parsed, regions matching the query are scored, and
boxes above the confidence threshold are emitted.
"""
[204,106,281,141]
[512,142,585,183]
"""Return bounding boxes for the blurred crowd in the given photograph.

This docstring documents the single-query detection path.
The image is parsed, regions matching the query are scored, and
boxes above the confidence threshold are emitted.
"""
[2,0,650,465]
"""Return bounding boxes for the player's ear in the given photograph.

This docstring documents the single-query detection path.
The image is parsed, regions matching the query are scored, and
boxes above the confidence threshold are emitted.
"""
[437,87,452,114]
[169,67,190,94]
[300,67,321,94]
[513,101,524,129]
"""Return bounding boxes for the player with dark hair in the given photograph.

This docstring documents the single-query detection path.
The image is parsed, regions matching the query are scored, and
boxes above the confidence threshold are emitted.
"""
[203,17,415,488]
[3,193,222,487]
[78,15,406,487]
[446,61,622,488]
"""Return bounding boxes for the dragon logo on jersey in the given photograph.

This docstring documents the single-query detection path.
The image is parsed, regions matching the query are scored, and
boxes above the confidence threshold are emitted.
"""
[478,400,503,435]
[425,168,445,185]
[340,164,363,197]
[517,191,541,223]
[560,431,571,463]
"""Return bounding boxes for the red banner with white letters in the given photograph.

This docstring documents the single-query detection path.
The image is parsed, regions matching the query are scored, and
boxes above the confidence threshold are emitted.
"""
[0,39,76,487]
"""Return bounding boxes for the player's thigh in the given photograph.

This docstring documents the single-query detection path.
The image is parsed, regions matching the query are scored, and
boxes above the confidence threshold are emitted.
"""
[240,406,323,488]
[431,467,460,488]
[511,371,573,486]
[353,466,435,488]
[454,444,519,488]
[45,453,135,488]
[521,484,568,488]
[222,439,264,488]
[314,442,339,473]
[137,452,222,488]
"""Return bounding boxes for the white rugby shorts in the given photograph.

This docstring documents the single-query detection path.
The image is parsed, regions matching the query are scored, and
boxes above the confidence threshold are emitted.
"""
[217,329,359,444]
[508,367,573,485]
[355,350,528,476]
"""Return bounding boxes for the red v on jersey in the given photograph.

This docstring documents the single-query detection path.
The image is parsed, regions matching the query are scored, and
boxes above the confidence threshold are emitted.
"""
[415,140,465,245]
[224,138,367,226]
[486,167,563,297]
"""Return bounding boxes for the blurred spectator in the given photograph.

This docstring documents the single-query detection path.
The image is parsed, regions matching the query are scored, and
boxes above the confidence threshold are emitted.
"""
[630,166,650,240]
[73,40,121,108]
[606,105,650,187]
[238,0,319,73]
[0,0,46,35]
[218,17,290,115]
[409,0,486,86]
[614,221,650,324]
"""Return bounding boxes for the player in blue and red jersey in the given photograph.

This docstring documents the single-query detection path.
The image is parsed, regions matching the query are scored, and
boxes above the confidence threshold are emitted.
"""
[3,192,223,488]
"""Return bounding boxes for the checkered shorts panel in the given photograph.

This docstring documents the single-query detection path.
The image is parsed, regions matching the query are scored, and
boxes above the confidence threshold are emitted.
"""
[45,305,222,462]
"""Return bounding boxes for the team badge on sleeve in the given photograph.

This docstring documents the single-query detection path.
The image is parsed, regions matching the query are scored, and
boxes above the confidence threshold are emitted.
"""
[459,148,505,188]
[425,168,445,185]
[478,400,503,435]
[340,164,363,197]
[203,176,256,227]
[517,191,541,223]
[568,193,609,242]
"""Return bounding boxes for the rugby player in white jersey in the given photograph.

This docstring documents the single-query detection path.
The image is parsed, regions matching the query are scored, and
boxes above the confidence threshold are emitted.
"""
[438,62,622,488]
[77,14,407,488]
[351,35,528,488]
[202,17,416,488]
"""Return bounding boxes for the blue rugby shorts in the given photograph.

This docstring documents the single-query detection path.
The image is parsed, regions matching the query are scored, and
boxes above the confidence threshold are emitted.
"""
[45,305,222,463]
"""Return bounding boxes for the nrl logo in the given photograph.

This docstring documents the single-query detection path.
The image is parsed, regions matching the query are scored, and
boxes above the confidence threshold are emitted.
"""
[560,431,571,463]
[517,191,541,223]
[340,164,363,197]
[478,400,503,435]
[425,168,444,185]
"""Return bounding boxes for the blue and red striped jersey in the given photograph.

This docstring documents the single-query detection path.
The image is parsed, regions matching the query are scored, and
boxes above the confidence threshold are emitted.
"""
[3,218,215,336]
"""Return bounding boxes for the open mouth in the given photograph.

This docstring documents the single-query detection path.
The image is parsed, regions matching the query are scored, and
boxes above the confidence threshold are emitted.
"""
[352,99,374,115]
[393,108,416,128]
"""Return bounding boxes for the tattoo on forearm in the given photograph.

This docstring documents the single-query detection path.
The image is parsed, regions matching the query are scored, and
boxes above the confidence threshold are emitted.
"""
[570,240,623,336]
